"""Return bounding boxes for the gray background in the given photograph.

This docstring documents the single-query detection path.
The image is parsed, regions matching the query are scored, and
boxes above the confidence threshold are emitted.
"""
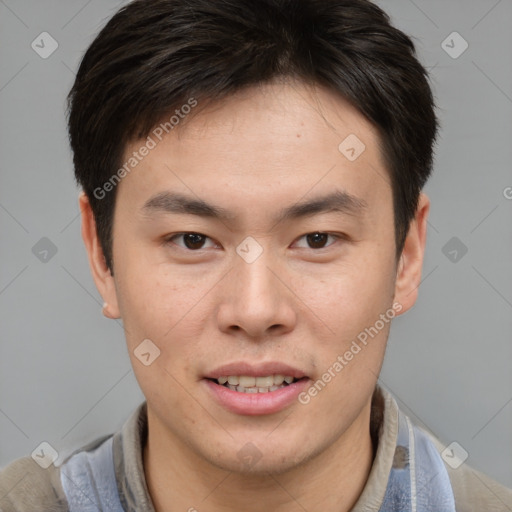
[1,0,511,491]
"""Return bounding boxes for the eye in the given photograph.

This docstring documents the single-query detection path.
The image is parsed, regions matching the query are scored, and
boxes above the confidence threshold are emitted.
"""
[294,232,340,249]
[165,232,217,250]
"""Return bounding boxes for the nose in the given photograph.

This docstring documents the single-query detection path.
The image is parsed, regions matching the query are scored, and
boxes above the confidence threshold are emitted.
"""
[216,249,297,339]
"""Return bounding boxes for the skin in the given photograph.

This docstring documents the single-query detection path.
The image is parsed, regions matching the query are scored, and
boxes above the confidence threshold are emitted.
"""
[80,80,429,512]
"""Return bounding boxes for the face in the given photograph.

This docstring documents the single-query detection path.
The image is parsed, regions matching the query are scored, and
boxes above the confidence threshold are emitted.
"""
[81,80,427,475]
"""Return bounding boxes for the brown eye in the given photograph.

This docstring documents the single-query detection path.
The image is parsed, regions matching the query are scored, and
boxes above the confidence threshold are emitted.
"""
[306,232,330,249]
[182,233,206,249]
[166,232,216,250]
[292,232,343,250]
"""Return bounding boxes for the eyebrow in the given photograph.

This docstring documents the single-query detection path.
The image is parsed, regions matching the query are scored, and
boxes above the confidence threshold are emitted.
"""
[140,189,367,224]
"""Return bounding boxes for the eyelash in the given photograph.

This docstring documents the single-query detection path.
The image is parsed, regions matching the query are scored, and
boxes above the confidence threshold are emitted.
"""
[163,232,345,251]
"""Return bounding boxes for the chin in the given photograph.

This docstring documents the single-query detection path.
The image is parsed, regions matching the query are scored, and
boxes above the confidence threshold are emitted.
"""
[199,434,316,476]
[209,452,309,476]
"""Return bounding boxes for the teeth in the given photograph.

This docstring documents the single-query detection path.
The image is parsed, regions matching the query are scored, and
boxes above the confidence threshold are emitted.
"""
[215,374,299,393]
[238,386,258,393]
[273,375,285,385]
[239,376,256,387]
[256,376,274,387]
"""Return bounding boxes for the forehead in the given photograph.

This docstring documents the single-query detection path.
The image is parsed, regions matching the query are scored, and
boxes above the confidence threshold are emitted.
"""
[170,81,382,158]
[116,81,391,219]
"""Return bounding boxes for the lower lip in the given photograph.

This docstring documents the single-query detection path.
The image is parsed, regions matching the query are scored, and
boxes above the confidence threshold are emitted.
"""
[203,378,311,416]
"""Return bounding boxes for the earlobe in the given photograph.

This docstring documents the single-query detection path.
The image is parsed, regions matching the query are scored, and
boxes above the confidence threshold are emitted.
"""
[102,302,118,319]
[79,191,121,319]
[393,193,430,315]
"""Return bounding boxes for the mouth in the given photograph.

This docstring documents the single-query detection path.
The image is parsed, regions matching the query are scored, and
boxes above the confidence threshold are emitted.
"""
[205,375,308,394]
[202,362,311,415]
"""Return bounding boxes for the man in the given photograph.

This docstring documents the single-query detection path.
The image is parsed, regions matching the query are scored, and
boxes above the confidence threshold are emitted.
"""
[1,0,511,510]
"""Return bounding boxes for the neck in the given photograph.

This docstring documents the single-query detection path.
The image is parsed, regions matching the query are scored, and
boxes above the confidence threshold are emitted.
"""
[143,400,375,512]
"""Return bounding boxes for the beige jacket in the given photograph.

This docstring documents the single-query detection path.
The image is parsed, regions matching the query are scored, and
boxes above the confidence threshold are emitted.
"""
[1,385,511,511]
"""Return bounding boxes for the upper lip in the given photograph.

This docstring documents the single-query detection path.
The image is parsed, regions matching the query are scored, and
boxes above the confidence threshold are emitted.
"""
[205,361,307,379]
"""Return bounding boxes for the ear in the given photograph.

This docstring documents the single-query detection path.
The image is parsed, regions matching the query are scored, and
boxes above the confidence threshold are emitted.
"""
[393,192,430,315]
[79,191,121,319]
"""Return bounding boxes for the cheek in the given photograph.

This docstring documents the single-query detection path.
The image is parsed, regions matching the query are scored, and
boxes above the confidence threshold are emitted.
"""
[116,255,197,330]
[117,269,205,407]
[115,259,222,378]
[296,254,395,339]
